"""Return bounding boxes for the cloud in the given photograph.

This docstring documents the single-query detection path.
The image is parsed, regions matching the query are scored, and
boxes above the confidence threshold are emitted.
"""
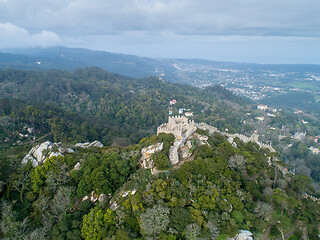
[0,0,319,63]
[0,0,319,37]
[0,22,62,48]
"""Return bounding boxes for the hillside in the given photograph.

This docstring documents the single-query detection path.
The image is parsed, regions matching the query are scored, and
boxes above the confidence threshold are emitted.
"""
[0,67,319,239]
[0,68,252,146]
[1,118,319,239]
[1,67,319,185]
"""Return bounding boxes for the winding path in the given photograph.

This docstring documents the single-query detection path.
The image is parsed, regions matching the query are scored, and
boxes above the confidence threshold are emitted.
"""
[151,154,195,174]
[0,132,52,148]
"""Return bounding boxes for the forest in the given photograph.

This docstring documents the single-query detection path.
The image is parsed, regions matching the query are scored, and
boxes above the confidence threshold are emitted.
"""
[0,68,252,147]
[1,129,319,239]
[0,67,320,239]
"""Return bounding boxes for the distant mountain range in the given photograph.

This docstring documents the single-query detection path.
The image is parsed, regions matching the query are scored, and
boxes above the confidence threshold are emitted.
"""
[2,46,320,82]
[0,47,164,78]
[1,47,320,113]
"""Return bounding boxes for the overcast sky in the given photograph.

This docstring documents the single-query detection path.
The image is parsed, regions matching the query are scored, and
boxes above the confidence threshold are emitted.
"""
[1,0,320,64]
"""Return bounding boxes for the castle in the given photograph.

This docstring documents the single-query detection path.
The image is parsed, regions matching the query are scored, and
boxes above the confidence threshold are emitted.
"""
[154,115,276,167]
[157,116,197,165]
[157,115,195,139]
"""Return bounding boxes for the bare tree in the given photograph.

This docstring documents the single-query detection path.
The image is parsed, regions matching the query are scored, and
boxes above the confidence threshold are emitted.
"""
[263,187,274,196]
[254,201,273,221]
[140,204,170,236]
[206,221,219,240]
[185,223,201,240]
[228,154,246,169]
[51,186,74,221]
[0,201,45,240]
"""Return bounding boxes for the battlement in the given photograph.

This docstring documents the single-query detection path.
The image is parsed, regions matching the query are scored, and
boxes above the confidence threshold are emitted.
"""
[158,115,194,139]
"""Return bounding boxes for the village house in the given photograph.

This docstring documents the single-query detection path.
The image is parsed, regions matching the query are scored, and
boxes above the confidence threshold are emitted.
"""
[309,146,320,155]
[257,104,268,110]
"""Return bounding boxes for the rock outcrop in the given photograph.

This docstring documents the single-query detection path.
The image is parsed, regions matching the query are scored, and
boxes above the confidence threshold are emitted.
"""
[140,142,163,169]
[74,140,104,148]
[21,154,39,168]
[82,191,107,204]
[22,140,104,167]
[73,162,81,170]
[21,141,74,167]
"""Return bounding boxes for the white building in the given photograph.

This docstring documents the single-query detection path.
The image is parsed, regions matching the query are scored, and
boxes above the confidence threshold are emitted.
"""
[184,112,193,117]
[292,132,306,141]
[257,104,268,110]
[169,99,177,105]
[309,146,320,155]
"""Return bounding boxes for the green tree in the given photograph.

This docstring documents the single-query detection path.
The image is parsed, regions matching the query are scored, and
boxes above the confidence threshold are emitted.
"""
[170,207,191,232]
[153,152,170,169]
[81,207,116,240]
[290,174,313,195]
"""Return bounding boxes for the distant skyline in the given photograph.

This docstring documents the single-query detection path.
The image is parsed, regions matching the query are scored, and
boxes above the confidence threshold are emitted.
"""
[1,0,320,64]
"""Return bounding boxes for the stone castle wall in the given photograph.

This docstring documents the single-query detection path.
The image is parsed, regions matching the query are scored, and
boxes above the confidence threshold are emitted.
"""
[157,116,276,166]
[196,122,275,152]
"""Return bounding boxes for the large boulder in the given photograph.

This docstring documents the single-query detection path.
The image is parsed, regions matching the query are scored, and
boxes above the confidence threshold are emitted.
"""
[89,140,104,147]
[49,152,63,158]
[231,230,253,240]
[21,153,38,167]
[32,141,53,163]
[73,162,81,170]
[169,146,179,165]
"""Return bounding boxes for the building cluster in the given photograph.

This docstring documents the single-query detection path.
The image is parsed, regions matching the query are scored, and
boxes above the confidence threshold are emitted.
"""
[309,136,319,143]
